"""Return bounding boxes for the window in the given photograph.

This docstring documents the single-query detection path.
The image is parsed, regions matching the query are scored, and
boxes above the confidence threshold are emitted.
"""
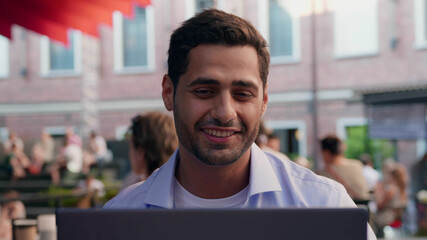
[0,128,9,142]
[414,0,427,48]
[336,118,394,169]
[266,120,307,157]
[258,0,301,63]
[196,0,215,12]
[40,30,82,76]
[113,6,155,73]
[0,35,9,78]
[331,0,378,57]
[344,125,395,169]
[185,0,223,19]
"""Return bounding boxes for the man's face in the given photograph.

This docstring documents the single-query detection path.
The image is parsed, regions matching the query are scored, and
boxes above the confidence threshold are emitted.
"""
[162,44,268,166]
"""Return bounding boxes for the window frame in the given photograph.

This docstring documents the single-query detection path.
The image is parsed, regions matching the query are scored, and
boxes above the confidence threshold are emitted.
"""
[40,30,82,77]
[113,5,155,74]
[258,0,301,64]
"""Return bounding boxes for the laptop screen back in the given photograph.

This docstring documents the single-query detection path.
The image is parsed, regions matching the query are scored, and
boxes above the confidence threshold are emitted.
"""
[56,208,368,240]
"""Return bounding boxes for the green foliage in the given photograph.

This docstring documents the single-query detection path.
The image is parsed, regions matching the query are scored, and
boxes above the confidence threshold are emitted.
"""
[42,186,80,207]
[344,126,395,169]
[287,152,300,161]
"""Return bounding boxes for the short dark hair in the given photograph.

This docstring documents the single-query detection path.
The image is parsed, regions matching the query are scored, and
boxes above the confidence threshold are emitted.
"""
[320,135,342,156]
[167,9,270,91]
[130,112,178,175]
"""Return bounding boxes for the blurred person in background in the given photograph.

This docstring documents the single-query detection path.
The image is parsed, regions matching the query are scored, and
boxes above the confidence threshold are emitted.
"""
[255,122,290,162]
[29,131,55,175]
[121,112,178,189]
[3,143,31,181]
[411,153,427,233]
[65,127,82,148]
[2,131,24,156]
[50,135,83,184]
[266,133,281,152]
[89,131,108,176]
[74,174,106,208]
[0,191,26,239]
[372,161,408,237]
[412,153,427,198]
[318,134,370,201]
[360,153,380,193]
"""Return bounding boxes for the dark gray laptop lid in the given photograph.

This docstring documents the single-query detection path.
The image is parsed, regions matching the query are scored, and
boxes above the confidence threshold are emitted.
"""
[56,208,368,240]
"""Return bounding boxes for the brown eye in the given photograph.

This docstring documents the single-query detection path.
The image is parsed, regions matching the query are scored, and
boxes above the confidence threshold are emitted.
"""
[194,88,215,98]
[233,91,253,100]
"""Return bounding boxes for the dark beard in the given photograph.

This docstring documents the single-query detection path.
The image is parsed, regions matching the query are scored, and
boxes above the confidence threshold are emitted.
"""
[173,103,259,166]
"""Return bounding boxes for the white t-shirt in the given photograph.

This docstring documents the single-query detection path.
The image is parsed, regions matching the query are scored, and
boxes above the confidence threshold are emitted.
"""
[173,177,249,208]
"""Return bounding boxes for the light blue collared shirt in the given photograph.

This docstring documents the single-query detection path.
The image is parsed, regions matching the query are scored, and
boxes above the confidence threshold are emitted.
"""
[106,144,356,208]
[104,144,376,239]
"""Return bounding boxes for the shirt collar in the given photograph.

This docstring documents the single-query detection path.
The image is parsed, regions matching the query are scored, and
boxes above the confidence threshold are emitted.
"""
[143,144,283,208]
[248,144,282,197]
[144,150,178,208]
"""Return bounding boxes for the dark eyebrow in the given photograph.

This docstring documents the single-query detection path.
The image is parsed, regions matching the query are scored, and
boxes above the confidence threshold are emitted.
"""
[232,80,259,92]
[187,78,259,92]
[187,78,220,87]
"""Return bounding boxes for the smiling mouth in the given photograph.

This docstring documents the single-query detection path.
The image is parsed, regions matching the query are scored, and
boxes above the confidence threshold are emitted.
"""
[203,129,236,138]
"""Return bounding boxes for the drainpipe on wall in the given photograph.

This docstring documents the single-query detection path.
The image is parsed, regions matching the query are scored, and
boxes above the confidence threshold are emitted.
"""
[310,0,319,169]
[80,35,100,147]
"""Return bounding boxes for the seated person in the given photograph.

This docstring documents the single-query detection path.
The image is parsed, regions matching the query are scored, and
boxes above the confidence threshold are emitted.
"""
[49,136,83,184]
[0,191,26,239]
[318,135,370,201]
[372,161,408,237]
[4,143,31,180]
[121,112,178,189]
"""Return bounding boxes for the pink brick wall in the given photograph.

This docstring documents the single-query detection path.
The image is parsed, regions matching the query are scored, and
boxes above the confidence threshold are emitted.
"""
[0,0,424,165]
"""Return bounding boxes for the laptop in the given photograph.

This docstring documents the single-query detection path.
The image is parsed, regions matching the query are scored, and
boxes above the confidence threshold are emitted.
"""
[56,208,368,240]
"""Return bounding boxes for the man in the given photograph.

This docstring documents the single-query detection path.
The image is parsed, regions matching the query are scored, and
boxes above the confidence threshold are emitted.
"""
[319,135,370,201]
[105,9,375,239]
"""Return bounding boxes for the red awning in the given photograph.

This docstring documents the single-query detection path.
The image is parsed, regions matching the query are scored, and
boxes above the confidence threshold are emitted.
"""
[0,0,151,44]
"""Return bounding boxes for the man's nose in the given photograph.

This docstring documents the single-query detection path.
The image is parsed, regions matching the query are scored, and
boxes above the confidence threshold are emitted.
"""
[211,93,237,124]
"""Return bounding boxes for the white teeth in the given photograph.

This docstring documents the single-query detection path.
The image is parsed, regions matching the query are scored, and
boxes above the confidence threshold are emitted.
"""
[204,129,234,137]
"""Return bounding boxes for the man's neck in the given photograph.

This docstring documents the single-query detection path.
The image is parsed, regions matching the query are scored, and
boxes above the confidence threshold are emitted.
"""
[175,147,251,199]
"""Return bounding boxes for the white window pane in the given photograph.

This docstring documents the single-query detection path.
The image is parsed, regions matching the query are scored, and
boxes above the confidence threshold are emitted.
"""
[333,0,378,56]
[425,0,427,40]
[269,0,293,57]
[0,36,9,77]
[123,7,148,67]
[196,0,214,13]
[49,33,75,70]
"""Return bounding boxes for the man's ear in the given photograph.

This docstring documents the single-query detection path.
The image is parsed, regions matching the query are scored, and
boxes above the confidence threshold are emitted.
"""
[162,75,174,111]
[261,82,269,117]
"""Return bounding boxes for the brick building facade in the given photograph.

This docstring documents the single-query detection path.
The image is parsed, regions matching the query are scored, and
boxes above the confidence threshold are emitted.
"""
[0,0,426,169]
